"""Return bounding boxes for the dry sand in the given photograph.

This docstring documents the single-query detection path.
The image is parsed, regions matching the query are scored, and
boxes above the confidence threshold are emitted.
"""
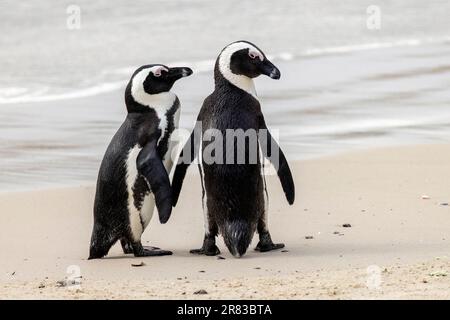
[1,144,450,299]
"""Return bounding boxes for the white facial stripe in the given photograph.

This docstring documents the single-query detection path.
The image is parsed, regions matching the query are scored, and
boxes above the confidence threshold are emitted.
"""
[130,66,176,109]
[218,42,264,97]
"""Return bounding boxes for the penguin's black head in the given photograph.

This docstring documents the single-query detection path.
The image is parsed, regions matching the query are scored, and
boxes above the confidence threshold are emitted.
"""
[125,64,192,112]
[215,41,281,92]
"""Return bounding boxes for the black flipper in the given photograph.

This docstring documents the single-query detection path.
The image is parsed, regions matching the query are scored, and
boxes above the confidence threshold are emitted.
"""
[172,122,201,206]
[136,138,173,224]
[259,117,295,205]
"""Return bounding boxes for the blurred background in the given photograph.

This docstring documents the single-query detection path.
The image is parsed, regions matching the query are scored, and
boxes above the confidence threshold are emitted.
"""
[1,0,450,191]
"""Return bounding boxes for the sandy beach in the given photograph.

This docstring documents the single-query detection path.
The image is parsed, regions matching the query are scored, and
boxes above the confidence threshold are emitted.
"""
[1,144,449,299]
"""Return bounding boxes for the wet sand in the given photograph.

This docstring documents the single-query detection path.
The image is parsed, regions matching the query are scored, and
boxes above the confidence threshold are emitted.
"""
[1,144,450,299]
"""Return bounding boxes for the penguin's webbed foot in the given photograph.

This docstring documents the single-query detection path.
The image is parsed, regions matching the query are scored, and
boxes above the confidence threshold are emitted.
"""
[190,236,220,256]
[190,246,220,256]
[131,241,172,257]
[255,242,284,252]
[135,248,172,257]
[143,245,161,250]
[122,238,162,254]
[255,232,285,252]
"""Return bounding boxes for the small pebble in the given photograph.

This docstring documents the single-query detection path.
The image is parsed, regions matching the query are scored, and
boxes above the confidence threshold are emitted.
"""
[342,224,352,228]
[422,195,430,200]
[131,262,145,267]
[333,231,340,235]
[194,289,208,295]
[56,280,67,287]
[254,267,261,270]
[198,270,205,273]
[440,202,449,206]
[305,236,314,239]
[281,250,289,253]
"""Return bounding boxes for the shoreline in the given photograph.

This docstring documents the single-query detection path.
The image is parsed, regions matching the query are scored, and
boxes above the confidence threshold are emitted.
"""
[1,144,450,299]
[2,42,450,192]
[1,141,448,195]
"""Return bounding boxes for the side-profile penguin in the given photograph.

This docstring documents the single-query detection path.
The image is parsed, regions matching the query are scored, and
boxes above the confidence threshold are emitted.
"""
[172,41,295,258]
[89,64,193,259]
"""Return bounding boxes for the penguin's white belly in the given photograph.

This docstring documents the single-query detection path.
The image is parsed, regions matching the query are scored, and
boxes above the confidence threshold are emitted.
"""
[140,193,155,229]
[125,145,145,241]
[125,144,175,241]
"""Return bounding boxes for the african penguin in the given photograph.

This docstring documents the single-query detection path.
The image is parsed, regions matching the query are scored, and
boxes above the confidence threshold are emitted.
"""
[172,41,295,258]
[88,64,193,259]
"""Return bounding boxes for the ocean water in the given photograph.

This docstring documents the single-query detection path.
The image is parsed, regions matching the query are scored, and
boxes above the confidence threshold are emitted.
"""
[1,0,450,191]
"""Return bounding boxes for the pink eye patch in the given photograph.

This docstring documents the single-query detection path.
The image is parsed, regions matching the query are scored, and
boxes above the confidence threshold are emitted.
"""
[152,66,168,77]
[248,50,263,61]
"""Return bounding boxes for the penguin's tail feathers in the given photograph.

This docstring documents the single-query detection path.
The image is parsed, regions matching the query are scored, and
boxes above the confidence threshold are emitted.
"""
[88,225,115,260]
[222,219,254,258]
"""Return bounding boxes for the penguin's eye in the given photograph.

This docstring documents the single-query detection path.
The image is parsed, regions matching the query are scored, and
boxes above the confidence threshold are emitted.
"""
[249,52,257,59]
[153,71,162,77]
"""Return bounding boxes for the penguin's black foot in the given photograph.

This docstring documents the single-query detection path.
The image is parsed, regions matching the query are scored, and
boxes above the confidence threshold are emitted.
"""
[255,242,284,252]
[190,245,220,256]
[143,245,161,250]
[255,232,285,252]
[135,248,172,257]
[131,241,172,257]
[122,244,161,255]
[190,236,220,256]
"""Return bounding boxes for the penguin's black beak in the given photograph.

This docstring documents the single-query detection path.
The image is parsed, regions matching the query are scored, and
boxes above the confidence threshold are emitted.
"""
[259,59,281,80]
[167,67,193,81]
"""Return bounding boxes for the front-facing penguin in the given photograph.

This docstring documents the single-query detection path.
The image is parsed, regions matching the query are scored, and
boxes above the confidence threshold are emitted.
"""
[172,41,295,258]
[88,64,192,259]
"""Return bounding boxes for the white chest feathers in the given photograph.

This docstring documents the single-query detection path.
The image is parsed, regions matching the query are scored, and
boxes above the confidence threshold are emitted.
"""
[132,92,176,136]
